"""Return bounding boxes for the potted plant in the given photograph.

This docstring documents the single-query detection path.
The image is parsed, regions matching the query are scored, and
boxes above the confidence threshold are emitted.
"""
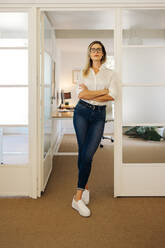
[124,126,164,141]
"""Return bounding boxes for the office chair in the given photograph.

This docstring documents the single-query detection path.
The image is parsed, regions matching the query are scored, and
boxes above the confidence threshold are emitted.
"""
[100,102,114,148]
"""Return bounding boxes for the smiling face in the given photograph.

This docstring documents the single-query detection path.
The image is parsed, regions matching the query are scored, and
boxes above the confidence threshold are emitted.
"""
[89,43,103,63]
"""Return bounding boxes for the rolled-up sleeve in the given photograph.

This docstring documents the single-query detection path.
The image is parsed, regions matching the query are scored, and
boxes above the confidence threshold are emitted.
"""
[108,70,120,100]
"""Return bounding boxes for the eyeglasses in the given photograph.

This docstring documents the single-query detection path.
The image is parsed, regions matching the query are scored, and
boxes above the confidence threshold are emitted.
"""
[90,48,102,53]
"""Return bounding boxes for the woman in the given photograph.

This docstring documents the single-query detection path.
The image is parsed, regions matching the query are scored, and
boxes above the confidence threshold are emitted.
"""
[72,40,119,217]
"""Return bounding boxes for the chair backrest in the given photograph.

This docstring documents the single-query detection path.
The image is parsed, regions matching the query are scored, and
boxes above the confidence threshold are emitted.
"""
[106,101,114,122]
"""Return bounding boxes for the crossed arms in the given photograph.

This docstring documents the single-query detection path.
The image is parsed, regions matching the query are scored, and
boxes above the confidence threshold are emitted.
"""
[78,83,114,102]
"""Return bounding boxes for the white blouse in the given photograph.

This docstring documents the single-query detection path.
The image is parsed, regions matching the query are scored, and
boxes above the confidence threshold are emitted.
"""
[76,63,119,106]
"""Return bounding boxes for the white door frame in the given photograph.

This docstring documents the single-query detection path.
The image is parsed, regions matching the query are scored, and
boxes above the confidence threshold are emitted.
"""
[1,3,165,198]
[38,6,122,197]
[29,7,39,198]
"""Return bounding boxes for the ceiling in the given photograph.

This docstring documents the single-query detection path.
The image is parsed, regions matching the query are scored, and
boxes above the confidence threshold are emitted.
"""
[47,10,115,30]
[47,9,165,30]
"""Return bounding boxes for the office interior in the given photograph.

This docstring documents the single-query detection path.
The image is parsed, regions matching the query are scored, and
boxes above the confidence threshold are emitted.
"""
[0,7,165,198]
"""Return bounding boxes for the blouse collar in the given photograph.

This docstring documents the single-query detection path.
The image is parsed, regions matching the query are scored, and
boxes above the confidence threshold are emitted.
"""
[90,63,106,74]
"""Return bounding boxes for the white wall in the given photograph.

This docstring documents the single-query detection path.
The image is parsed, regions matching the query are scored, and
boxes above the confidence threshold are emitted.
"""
[59,50,84,106]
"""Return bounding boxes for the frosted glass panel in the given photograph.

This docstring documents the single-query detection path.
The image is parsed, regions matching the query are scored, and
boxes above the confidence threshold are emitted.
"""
[122,48,165,84]
[0,88,28,125]
[44,86,51,120]
[0,12,28,47]
[0,50,28,85]
[44,119,51,157]
[44,52,52,85]
[44,15,52,55]
[44,53,52,156]
[44,87,51,156]
[122,87,165,124]
[0,39,28,47]
[0,127,28,164]
[122,9,165,45]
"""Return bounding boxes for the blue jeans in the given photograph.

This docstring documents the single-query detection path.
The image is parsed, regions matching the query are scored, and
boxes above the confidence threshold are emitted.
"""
[73,99,106,190]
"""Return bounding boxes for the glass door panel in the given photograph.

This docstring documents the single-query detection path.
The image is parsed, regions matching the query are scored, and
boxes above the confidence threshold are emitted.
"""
[0,50,28,85]
[122,9,165,168]
[1,127,28,164]
[122,9,165,45]
[44,82,52,157]
[0,12,29,165]
[0,87,28,125]
[44,14,53,55]
[122,48,165,84]
[43,15,52,158]
[122,86,165,125]
[122,125,165,163]
[0,12,28,47]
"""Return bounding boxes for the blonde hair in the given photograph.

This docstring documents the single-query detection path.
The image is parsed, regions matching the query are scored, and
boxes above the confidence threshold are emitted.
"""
[82,40,107,77]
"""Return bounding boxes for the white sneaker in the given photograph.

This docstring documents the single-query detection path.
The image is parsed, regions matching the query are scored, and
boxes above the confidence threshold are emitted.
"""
[72,196,91,217]
[82,189,90,205]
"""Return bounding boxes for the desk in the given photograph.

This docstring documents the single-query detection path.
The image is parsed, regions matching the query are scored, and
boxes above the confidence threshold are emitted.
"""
[52,109,78,156]
[52,110,73,119]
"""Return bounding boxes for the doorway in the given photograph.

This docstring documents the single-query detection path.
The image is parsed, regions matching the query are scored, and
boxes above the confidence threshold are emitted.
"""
[39,7,165,197]
[38,8,121,197]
